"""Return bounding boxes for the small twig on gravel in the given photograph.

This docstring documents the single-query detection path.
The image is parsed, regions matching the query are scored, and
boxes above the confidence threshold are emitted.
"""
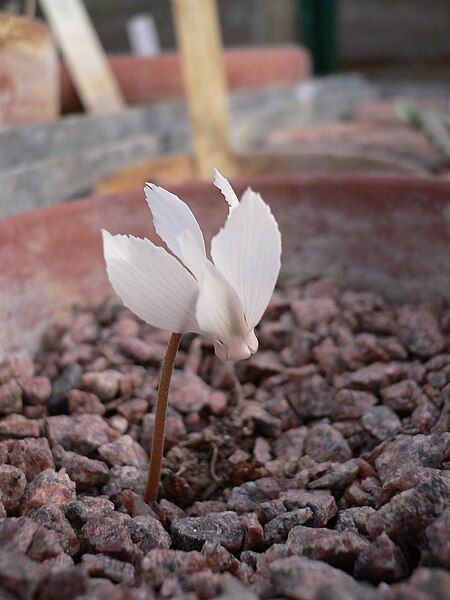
[175,465,187,477]
[230,366,245,406]
[210,444,220,483]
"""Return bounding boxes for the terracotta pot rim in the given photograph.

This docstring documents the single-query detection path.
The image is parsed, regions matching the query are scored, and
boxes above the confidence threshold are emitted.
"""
[1,172,448,355]
[1,172,448,227]
[60,45,311,113]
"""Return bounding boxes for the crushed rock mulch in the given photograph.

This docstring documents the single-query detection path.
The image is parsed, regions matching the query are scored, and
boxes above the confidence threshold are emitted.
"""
[0,277,449,599]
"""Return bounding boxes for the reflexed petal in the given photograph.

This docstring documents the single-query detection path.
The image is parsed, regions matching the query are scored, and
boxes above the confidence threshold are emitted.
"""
[213,169,239,215]
[102,229,199,333]
[195,261,248,353]
[145,183,206,274]
[177,231,253,361]
[211,189,281,329]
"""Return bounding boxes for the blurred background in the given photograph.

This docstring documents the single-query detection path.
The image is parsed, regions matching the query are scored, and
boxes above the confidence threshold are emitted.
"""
[0,0,449,217]
[89,0,450,80]
[7,0,449,77]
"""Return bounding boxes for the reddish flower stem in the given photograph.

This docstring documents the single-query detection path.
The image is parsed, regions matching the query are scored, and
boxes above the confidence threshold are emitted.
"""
[145,332,182,503]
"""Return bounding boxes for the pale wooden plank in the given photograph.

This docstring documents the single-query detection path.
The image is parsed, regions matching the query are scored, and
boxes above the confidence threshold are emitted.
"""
[39,0,125,114]
[171,0,238,178]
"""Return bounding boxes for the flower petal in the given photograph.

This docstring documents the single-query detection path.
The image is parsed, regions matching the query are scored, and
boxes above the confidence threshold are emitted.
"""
[102,229,199,333]
[145,183,206,274]
[210,189,281,329]
[175,229,252,361]
[195,260,248,347]
[213,169,239,215]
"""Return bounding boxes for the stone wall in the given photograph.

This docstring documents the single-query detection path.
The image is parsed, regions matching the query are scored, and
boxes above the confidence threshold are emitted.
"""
[339,0,450,64]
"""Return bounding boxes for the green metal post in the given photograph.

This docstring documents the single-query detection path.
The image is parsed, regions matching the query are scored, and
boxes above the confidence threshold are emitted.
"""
[299,0,338,75]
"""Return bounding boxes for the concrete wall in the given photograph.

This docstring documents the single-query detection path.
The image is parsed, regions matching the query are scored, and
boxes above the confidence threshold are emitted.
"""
[81,0,297,52]
[339,0,450,64]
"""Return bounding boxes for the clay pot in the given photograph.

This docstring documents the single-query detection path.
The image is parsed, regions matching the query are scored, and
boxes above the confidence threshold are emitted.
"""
[265,121,447,175]
[60,46,311,114]
[0,14,59,127]
[94,149,427,196]
[0,174,448,355]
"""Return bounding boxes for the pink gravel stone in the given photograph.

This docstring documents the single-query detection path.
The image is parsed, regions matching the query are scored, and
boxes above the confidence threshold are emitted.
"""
[98,434,148,469]
[0,465,26,512]
[20,376,51,405]
[9,438,55,482]
[23,468,76,510]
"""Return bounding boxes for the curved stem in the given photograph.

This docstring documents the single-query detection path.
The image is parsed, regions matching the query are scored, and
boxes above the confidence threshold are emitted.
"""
[145,332,182,503]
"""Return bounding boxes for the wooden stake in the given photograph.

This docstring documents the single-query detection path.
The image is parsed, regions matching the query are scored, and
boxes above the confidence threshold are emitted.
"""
[24,0,37,18]
[39,0,125,114]
[171,0,238,178]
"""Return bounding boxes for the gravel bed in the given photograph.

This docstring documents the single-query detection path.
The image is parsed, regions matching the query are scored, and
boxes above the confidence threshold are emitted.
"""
[0,278,449,599]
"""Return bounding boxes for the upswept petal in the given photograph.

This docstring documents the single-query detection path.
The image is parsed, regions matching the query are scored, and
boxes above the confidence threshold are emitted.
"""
[102,229,199,334]
[210,189,281,329]
[213,169,239,215]
[145,183,206,274]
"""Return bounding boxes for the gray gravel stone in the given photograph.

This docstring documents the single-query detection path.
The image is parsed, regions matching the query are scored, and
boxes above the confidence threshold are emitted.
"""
[0,465,26,513]
[361,406,402,440]
[66,496,114,528]
[139,548,207,588]
[354,533,409,583]
[127,515,171,552]
[80,370,123,401]
[52,445,109,490]
[0,381,23,414]
[0,551,46,599]
[335,507,377,535]
[171,511,244,553]
[82,553,134,584]
[308,459,359,490]
[374,433,450,484]
[305,423,352,463]
[0,516,37,553]
[398,307,445,358]
[379,566,450,600]
[367,472,450,545]
[26,505,79,556]
[264,508,313,545]
[270,556,376,600]
[27,527,64,561]
[287,375,335,419]
[291,298,338,330]
[0,416,40,439]
[425,506,450,569]
[98,434,148,469]
[333,362,402,392]
[47,363,83,415]
[274,427,308,461]
[82,513,141,563]
[101,465,145,499]
[331,389,378,420]
[280,489,338,527]
[381,379,422,413]
[304,531,369,571]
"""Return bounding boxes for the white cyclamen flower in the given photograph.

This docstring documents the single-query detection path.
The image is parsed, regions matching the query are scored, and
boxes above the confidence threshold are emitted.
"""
[102,170,281,361]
